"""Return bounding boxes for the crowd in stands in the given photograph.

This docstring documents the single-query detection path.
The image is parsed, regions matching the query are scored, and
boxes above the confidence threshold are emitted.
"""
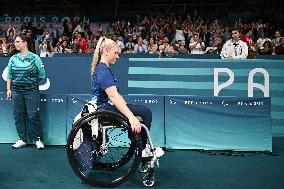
[0,13,284,58]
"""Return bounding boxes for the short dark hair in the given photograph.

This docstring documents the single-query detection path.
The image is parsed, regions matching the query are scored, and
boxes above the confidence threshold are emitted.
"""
[17,33,29,42]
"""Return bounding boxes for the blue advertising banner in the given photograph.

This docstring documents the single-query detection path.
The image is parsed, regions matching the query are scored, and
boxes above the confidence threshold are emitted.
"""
[165,96,272,151]
[1,56,283,137]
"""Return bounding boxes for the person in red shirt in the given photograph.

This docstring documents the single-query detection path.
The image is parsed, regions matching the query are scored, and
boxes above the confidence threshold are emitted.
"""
[78,32,88,53]
[241,28,257,58]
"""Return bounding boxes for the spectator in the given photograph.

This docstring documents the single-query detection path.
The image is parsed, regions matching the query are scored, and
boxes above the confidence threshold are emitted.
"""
[204,40,218,54]
[112,34,125,53]
[178,40,188,54]
[241,28,257,59]
[39,35,54,57]
[159,37,171,56]
[272,30,281,47]
[223,27,231,42]
[148,37,158,54]
[78,32,88,53]
[70,38,82,53]
[189,34,205,54]
[258,41,274,55]
[73,22,84,34]
[58,40,71,53]
[257,32,271,49]
[134,37,148,54]
[6,25,16,44]
[275,38,284,55]
[1,38,11,57]
[124,37,135,53]
[220,29,248,59]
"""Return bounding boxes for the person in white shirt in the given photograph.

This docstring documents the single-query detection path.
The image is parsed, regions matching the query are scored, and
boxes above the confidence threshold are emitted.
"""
[189,34,205,54]
[134,37,148,54]
[257,32,271,48]
[113,34,125,53]
[220,29,248,59]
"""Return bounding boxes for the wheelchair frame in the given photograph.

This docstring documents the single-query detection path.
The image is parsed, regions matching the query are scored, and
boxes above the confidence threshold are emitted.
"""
[66,109,160,187]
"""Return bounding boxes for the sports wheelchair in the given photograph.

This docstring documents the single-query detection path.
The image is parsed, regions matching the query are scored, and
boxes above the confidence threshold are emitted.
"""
[66,102,161,187]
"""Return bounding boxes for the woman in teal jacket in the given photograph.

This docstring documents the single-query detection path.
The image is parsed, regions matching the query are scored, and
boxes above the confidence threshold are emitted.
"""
[6,33,46,150]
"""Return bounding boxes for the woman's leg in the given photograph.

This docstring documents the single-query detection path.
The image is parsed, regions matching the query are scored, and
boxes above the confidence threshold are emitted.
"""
[13,91,27,141]
[24,90,43,142]
[103,104,152,149]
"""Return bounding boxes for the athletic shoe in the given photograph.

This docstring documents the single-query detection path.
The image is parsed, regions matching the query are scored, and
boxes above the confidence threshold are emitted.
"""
[35,138,45,150]
[12,139,27,149]
[142,144,164,158]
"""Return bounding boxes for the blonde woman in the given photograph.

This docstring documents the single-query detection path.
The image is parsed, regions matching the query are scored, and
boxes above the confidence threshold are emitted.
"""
[90,37,163,158]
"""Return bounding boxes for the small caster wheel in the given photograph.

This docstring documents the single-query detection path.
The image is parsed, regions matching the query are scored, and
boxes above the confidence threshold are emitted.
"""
[142,168,155,187]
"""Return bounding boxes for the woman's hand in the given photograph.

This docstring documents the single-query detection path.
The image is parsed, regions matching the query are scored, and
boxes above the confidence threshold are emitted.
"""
[6,89,12,100]
[129,116,141,134]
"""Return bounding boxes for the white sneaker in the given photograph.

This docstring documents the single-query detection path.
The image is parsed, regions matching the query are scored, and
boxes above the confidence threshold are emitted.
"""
[12,139,27,149]
[35,138,45,150]
[154,147,164,157]
[142,145,164,158]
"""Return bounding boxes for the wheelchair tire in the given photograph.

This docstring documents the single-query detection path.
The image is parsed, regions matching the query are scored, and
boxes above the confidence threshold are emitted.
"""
[67,110,142,187]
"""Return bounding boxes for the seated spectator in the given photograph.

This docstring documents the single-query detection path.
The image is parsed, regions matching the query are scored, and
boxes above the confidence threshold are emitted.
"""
[70,38,82,53]
[220,29,248,59]
[58,40,71,53]
[275,38,284,55]
[178,40,188,54]
[39,35,54,57]
[124,37,135,53]
[257,32,271,49]
[241,28,257,59]
[1,38,10,57]
[272,30,281,47]
[189,34,205,54]
[148,37,158,54]
[113,34,125,53]
[258,41,274,55]
[73,22,84,34]
[204,40,218,54]
[159,37,171,56]
[134,37,148,53]
[78,32,88,53]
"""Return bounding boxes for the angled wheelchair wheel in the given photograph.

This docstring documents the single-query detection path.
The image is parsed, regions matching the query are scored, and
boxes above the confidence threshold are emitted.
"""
[67,110,142,187]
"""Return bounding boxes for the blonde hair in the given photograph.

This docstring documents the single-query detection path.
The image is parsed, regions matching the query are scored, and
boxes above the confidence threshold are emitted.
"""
[90,37,116,78]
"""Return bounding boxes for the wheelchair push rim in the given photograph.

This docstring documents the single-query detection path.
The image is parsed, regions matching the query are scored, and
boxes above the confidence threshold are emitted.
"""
[66,111,142,187]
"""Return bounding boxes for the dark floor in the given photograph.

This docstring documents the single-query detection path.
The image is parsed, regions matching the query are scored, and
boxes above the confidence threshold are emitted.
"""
[1,137,284,189]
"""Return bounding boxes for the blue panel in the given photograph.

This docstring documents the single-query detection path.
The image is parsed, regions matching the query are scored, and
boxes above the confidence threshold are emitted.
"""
[165,96,272,151]
[0,92,18,143]
[124,96,165,147]
[66,94,90,137]
[40,94,67,145]
[0,93,67,145]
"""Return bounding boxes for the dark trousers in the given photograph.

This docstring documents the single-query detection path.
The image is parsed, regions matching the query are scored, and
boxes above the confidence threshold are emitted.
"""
[101,104,152,149]
[12,90,43,142]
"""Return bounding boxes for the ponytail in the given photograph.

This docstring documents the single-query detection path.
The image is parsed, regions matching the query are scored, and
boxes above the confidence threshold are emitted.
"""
[90,37,105,79]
